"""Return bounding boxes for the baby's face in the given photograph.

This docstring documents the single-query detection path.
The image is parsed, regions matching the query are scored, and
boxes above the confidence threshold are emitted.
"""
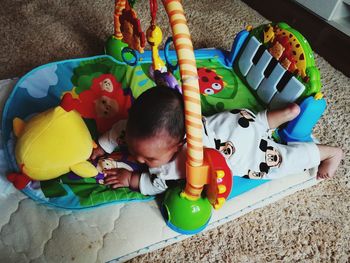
[126,131,182,168]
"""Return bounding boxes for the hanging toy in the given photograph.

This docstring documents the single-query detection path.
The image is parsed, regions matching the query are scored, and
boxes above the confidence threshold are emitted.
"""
[105,0,145,61]
[119,0,145,53]
[105,0,128,61]
[147,0,166,71]
[147,0,181,93]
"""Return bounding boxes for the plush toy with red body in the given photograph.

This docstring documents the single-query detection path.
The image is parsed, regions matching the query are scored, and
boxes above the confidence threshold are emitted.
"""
[61,74,132,133]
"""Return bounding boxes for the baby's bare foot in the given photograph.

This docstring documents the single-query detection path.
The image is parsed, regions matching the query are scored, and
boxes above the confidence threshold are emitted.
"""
[317,148,343,179]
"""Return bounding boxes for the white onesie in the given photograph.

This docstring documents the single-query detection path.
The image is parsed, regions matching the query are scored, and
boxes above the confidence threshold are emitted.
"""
[99,109,320,195]
[202,110,320,180]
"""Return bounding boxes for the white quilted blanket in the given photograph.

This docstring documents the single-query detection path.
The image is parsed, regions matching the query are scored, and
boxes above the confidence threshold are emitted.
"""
[0,79,319,262]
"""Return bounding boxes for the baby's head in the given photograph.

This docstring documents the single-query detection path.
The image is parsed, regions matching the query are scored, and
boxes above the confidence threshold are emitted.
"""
[126,86,185,168]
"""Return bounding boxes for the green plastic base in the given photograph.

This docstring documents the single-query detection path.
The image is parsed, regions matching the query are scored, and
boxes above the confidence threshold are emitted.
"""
[162,185,212,234]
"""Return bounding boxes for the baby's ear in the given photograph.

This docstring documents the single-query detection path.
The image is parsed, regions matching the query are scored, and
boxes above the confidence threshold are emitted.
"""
[177,139,186,149]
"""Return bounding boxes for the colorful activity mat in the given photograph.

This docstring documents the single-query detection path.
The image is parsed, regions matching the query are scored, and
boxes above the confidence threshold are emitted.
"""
[2,22,322,210]
[1,53,267,209]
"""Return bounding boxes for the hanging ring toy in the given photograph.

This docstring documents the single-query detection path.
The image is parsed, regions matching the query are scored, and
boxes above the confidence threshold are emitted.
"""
[121,47,138,66]
[164,37,179,72]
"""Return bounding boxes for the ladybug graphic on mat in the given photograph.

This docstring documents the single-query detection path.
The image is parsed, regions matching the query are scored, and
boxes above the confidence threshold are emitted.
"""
[197,68,224,95]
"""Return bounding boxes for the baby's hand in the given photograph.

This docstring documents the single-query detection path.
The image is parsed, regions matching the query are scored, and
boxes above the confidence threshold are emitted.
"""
[103,168,132,189]
[90,145,106,161]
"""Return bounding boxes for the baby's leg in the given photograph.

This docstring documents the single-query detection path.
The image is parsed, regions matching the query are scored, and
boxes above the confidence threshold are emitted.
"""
[317,144,343,179]
[267,103,300,129]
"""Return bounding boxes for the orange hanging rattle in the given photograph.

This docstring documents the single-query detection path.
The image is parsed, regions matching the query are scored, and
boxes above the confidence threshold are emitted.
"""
[119,0,145,53]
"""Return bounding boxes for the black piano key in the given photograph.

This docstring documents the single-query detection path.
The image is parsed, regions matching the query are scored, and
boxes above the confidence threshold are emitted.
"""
[276,71,293,92]
[264,58,279,78]
[252,45,265,65]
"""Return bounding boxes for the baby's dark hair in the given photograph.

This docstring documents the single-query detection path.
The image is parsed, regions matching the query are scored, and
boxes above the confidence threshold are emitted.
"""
[126,86,185,142]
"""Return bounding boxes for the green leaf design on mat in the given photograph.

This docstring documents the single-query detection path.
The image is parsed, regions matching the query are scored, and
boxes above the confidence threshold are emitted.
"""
[60,175,151,207]
[124,63,155,98]
[71,57,116,93]
[40,178,68,198]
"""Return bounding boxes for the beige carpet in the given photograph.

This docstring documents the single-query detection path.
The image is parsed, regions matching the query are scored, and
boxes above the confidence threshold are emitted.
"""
[1,0,349,262]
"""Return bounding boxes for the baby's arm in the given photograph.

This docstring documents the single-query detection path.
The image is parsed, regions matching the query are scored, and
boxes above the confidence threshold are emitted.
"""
[98,123,121,153]
[104,169,168,195]
[104,167,184,195]
[90,145,106,161]
[104,152,186,194]
[90,121,126,160]
[104,168,141,190]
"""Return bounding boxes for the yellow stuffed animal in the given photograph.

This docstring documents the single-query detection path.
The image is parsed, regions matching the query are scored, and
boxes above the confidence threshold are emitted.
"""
[7,106,98,189]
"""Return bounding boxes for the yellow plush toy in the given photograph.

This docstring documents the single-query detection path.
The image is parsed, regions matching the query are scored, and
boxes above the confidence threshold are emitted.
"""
[7,106,99,189]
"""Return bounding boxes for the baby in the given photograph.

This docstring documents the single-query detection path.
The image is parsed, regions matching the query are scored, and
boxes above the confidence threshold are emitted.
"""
[90,86,343,195]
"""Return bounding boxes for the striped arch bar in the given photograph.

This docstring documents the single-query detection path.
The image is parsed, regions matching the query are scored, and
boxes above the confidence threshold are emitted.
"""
[163,0,205,199]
